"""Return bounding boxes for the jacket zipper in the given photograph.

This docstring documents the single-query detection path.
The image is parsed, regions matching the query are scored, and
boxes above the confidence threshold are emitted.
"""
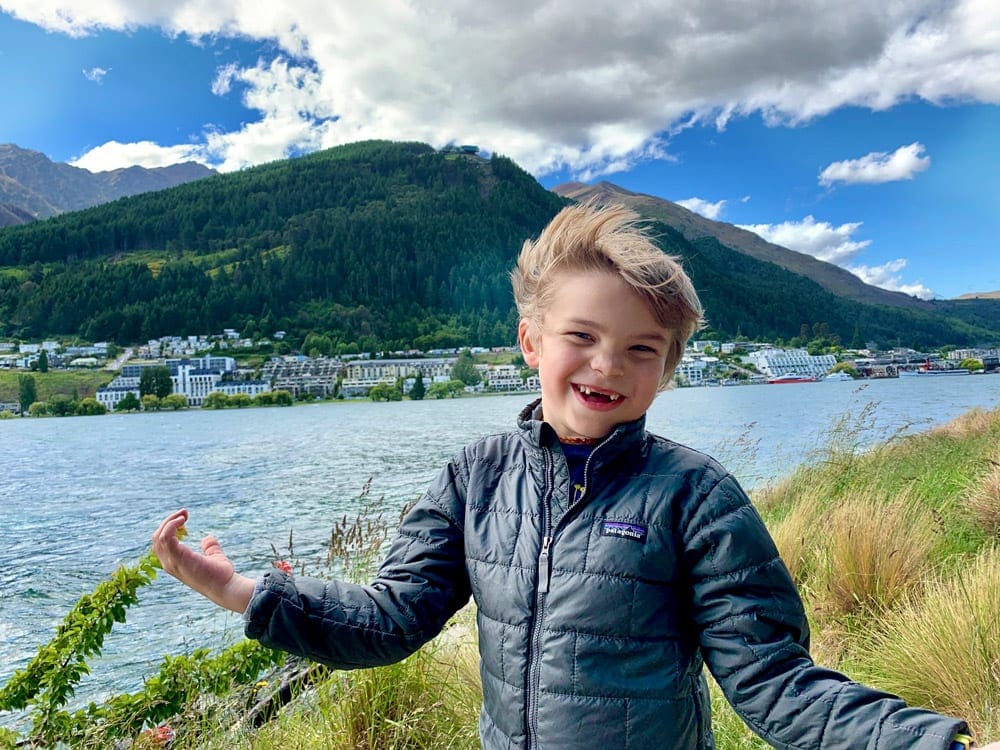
[526,447,554,750]
[572,432,614,508]
[526,432,617,748]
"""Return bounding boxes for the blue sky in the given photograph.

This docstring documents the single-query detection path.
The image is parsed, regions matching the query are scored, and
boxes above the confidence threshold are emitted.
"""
[1,1,998,299]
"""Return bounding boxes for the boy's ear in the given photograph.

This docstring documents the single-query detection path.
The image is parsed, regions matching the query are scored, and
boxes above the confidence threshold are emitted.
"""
[518,319,540,367]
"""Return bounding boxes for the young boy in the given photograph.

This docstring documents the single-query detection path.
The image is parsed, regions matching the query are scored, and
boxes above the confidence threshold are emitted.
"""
[153,203,993,749]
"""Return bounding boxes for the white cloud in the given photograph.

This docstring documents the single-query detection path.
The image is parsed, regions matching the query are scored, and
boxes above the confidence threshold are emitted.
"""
[82,66,109,83]
[738,215,870,265]
[676,197,727,220]
[738,215,937,298]
[1,0,997,176]
[848,259,935,299]
[819,142,931,187]
[70,140,207,171]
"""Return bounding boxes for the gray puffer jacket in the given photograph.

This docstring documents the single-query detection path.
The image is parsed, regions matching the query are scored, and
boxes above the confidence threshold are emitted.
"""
[245,400,966,749]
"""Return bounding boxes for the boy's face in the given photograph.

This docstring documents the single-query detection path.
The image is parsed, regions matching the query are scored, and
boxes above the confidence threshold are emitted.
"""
[518,269,670,441]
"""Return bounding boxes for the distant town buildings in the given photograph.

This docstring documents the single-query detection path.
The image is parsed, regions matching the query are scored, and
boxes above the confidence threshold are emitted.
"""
[96,353,270,409]
[4,328,998,417]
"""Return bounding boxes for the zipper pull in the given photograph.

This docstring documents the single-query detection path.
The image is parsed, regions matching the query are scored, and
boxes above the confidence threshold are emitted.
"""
[538,535,552,593]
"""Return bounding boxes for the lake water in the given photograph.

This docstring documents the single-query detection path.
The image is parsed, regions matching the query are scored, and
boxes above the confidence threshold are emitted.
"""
[2,374,999,726]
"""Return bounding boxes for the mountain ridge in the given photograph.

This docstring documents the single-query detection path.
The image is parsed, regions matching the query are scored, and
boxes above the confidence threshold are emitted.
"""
[0,140,995,349]
[553,180,935,309]
[0,144,216,226]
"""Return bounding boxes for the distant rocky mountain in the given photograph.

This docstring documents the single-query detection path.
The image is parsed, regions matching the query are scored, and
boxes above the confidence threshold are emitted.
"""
[553,180,931,310]
[0,144,216,227]
[0,203,35,226]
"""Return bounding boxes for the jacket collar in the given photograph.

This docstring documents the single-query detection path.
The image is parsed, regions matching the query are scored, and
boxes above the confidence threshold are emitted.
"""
[516,398,648,462]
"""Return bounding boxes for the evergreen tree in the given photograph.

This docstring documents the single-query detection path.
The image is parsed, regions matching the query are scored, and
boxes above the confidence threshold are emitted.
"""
[139,366,173,398]
[851,323,865,350]
[18,374,36,415]
[37,350,49,373]
[409,372,426,400]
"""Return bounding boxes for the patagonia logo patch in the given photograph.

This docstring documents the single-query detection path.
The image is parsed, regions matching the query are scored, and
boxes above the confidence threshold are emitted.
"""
[601,521,647,543]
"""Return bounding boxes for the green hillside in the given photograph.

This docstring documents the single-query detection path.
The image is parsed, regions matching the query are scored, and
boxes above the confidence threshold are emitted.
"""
[0,139,996,350]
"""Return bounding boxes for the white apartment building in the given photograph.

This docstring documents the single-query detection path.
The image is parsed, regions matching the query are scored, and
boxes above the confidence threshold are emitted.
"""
[340,358,455,395]
[214,379,271,399]
[947,348,997,362]
[484,364,524,392]
[675,357,707,385]
[744,348,837,378]
[166,355,236,374]
[95,385,140,410]
[171,365,222,406]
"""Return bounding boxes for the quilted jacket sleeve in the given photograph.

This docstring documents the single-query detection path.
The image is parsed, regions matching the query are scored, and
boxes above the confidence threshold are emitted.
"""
[685,471,967,750]
[244,457,472,669]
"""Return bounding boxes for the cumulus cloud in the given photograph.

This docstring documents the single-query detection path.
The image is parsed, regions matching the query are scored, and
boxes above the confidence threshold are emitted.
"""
[82,66,109,83]
[847,259,935,299]
[738,215,871,266]
[738,215,937,298]
[70,140,207,171]
[676,197,727,220]
[1,0,997,176]
[819,142,931,186]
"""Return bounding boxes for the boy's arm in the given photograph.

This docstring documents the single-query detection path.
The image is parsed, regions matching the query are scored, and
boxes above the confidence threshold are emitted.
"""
[243,457,472,669]
[152,508,256,613]
[684,473,970,750]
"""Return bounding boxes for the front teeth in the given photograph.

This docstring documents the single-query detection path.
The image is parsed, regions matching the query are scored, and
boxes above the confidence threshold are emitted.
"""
[578,385,621,400]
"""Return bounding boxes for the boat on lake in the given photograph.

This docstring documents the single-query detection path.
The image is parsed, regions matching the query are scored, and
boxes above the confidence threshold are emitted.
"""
[822,371,853,382]
[898,367,971,377]
[766,373,817,384]
[898,359,971,377]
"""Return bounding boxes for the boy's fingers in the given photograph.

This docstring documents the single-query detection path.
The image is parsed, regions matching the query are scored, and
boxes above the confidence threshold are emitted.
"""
[152,509,188,546]
[201,535,224,556]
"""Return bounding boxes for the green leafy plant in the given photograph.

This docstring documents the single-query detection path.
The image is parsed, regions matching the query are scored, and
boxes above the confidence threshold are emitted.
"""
[0,551,160,743]
[0,549,284,748]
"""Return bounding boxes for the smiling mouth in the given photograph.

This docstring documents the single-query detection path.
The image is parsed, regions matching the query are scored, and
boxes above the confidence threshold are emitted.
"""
[574,384,623,403]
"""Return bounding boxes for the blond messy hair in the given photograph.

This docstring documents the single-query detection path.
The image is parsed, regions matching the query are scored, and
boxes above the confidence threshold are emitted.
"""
[511,201,704,386]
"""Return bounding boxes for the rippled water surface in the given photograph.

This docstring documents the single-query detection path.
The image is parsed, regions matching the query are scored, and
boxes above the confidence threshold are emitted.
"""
[2,375,998,723]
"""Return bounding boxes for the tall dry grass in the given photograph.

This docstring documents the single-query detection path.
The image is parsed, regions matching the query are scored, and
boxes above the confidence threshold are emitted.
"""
[818,490,936,618]
[858,545,1000,739]
[965,454,1000,538]
[234,614,481,750]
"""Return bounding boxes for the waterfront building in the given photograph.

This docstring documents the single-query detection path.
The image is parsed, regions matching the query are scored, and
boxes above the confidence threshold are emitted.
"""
[214,379,271,399]
[340,357,456,396]
[744,348,837,378]
[165,355,236,375]
[171,365,222,406]
[484,364,525,392]
[95,385,141,410]
[676,356,708,386]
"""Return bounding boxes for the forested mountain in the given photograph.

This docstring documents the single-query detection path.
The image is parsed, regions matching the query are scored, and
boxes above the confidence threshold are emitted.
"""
[0,141,567,350]
[554,180,931,309]
[0,144,215,226]
[0,140,996,351]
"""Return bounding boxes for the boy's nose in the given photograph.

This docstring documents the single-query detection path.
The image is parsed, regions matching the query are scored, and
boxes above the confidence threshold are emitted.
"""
[591,350,624,377]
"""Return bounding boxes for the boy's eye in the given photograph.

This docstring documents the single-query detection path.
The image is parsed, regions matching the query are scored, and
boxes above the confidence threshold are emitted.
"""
[631,345,659,355]
[569,332,594,341]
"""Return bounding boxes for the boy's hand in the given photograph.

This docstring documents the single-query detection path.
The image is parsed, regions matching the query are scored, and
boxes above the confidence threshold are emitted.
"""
[151,509,255,613]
